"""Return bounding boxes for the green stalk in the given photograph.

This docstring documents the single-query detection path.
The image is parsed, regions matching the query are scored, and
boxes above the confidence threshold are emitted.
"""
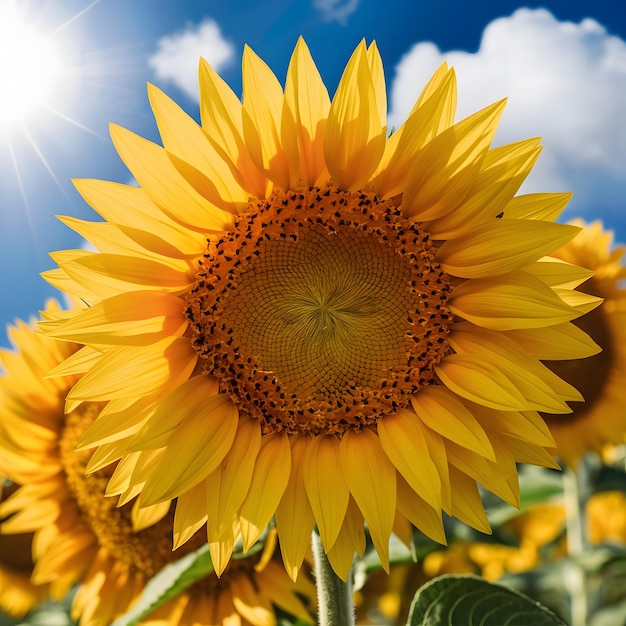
[563,460,589,626]
[311,530,355,626]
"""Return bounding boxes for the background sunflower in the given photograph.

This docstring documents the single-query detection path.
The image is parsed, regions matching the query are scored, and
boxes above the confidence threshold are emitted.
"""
[0,302,315,626]
[540,220,626,468]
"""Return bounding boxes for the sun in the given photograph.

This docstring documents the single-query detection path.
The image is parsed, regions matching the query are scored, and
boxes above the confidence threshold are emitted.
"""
[0,2,65,130]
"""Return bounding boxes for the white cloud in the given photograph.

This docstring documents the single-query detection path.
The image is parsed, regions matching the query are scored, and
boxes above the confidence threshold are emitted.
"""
[388,8,626,223]
[313,0,359,24]
[148,19,234,102]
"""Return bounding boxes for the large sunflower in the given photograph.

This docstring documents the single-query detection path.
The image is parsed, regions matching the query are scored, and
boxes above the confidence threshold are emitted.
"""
[0,303,315,626]
[43,39,601,580]
[537,220,626,468]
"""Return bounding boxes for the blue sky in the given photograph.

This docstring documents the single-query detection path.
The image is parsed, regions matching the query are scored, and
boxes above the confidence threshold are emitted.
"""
[0,0,625,346]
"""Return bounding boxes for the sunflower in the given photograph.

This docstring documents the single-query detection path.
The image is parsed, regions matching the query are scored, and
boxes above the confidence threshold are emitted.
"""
[0,483,49,618]
[537,220,626,468]
[42,38,601,580]
[0,303,315,626]
[587,491,626,545]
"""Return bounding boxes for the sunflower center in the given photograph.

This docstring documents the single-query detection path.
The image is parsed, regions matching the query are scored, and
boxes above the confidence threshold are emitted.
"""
[58,403,204,578]
[545,277,614,420]
[187,184,451,435]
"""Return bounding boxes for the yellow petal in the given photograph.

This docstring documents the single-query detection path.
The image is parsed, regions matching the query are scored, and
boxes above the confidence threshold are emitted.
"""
[56,216,144,256]
[0,481,62,517]
[424,139,541,238]
[449,322,582,411]
[44,291,187,346]
[393,510,414,549]
[86,439,129,474]
[448,466,491,534]
[410,386,495,460]
[437,220,580,279]
[275,436,317,581]
[65,337,197,411]
[366,41,386,132]
[140,392,238,504]
[104,449,148,496]
[34,531,96,586]
[40,267,100,304]
[480,433,522,507]
[110,123,233,232]
[148,83,248,212]
[435,354,529,411]
[58,251,195,297]
[340,428,395,572]
[131,498,171,532]
[77,396,155,450]
[173,482,208,550]
[421,422,452,511]
[239,433,291,550]
[254,526,278,572]
[503,323,601,360]
[401,100,506,221]
[242,45,290,190]
[377,407,442,509]
[324,497,367,581]
[555,288,603,315]
[324,40,385,190]
[206,416,261,542]
[130,375,220,450]
[525,258,593,289]
[505,192,573,221]
[507,437,560,469]
[373,67,456,197]
[444,440,492,485]
[396,475,446,545]
[199,57,267,198]
[302,435,349,551]
[57,216,196,269]
[73,178,205,255]
[411,62,456,122]
[344,496,367,558]
[282,37,330,187]
[0,498,61,532]
[230,575,274,626]
[448,271,583,330]
[209,530,236,578]
[467,402,555,448]
[47,251,121,301]
[256,561,314,624]
[44,345,101,378]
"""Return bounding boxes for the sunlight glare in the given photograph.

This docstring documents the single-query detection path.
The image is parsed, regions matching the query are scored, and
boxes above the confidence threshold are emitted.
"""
[0,3,65,130]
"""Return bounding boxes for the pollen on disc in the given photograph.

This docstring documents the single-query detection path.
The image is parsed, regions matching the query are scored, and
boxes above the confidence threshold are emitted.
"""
[187,184,452,436]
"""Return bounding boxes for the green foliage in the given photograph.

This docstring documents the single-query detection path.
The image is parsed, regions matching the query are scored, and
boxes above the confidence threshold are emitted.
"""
[406,574,567,626]
[111,544,214,626]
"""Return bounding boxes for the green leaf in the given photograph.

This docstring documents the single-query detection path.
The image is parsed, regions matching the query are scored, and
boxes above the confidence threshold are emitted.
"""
[407,574,567,626]
[111,544,214,626]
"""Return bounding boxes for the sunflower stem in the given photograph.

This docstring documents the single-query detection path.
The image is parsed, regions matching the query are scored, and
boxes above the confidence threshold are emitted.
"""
[563,459,589,626]
[311,530,355,626]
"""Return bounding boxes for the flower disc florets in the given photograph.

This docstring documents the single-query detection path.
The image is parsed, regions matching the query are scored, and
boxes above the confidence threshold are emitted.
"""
[187,184,452,436]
